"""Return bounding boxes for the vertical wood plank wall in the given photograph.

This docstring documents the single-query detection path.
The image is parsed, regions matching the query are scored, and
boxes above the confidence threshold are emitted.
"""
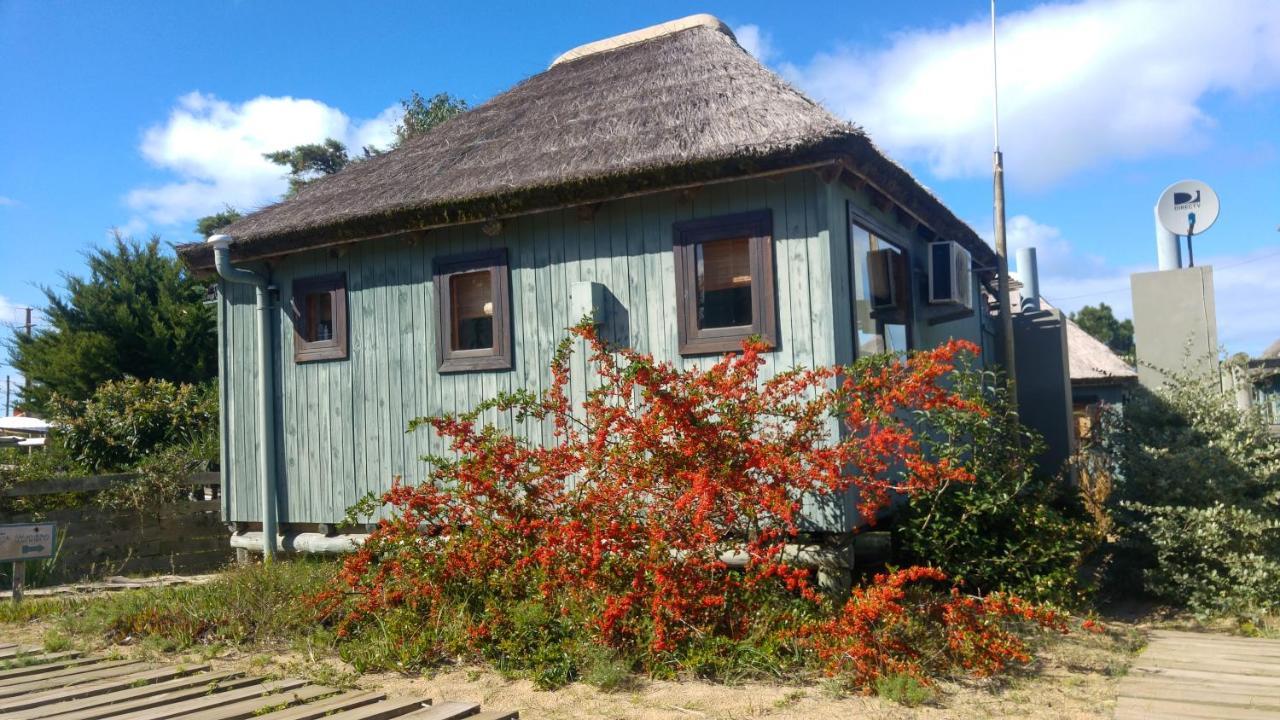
[219,171,984,532]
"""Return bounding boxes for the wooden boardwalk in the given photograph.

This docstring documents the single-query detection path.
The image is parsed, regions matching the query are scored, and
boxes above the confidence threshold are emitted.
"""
[0,644,516,720]
[1117,629,1280,719]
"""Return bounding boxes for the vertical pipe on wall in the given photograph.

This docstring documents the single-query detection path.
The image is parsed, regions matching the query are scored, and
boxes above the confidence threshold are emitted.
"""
[208,234,279,561]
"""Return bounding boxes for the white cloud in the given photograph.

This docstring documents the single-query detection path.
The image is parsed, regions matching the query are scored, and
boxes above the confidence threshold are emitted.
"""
[782,0,1280,187]
[0,196,17,207]
[108,217,149,239]
[126,92,401,228]
[994,215,1280,355]
[734,24,776,63]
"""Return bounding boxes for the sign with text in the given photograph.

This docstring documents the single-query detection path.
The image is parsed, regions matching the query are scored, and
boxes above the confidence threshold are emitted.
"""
[0,523,57,562]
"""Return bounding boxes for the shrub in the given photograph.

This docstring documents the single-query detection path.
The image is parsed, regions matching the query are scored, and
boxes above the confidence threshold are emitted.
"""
[49,377,218,473]
[1104,370,1280,617]
[806,567,1064,689]
[318,324,1065,689]
[894,364,1091,606]
[1124,502,1280,621]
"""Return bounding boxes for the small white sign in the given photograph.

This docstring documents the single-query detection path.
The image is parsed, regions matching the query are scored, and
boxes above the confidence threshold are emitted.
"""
[1157,180,1220,237]
[0,524,56,562]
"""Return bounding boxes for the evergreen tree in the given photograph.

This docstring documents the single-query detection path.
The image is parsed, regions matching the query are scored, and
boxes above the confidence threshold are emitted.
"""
[1070,303,1135,358]
[264,91,466,194]
[195,207,242,238]
[7,235,216,413]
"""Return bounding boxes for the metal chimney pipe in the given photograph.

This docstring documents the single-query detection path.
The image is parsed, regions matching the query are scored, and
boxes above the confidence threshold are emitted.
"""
[1015,246,1040,312]
[1155,203,1181,270]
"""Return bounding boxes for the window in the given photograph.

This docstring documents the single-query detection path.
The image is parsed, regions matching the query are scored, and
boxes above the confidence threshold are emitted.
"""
[292,273,348,362]
[850,218,912,356]
[673,210,777,355]
[434,249,512,372]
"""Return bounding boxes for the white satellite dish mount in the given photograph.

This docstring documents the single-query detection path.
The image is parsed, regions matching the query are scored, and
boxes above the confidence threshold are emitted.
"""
[1157,180,1219,267]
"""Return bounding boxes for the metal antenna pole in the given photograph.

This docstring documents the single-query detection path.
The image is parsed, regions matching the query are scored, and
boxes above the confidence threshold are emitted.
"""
[22,307,33,395]
[991,0,1018,410]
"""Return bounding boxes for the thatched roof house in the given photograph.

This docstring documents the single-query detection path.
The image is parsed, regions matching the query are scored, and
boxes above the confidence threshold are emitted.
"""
[178,15,991,272]
[194,15,1003,549]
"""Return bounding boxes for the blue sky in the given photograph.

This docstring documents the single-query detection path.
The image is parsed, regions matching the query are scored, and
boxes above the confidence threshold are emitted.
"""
[2,0,1278,388]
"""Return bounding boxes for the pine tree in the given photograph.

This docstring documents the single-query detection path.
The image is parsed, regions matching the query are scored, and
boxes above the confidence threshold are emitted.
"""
[7,234,216,413]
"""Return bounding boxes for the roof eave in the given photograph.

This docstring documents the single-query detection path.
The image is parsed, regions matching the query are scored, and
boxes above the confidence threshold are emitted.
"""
[179,135,993,274]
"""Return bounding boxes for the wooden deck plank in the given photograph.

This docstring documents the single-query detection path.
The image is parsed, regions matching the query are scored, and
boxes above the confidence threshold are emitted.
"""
[107,678,309,720]
[0,658,115,688]
[1117,695,1280,720]
[0,653,94,682]
[1127,665,1280,688]
[0,660,149,699]
[1120,675,1280,696]
[251,690,387,719]
[1119,630,1280,719]
[1,663,208,708]
[313,698,435,720]
[470,710,520,720]
[30,672,252,720]
[1135,656,1280,677]
[173,684,336,720]
[0,645,41,659]
[399,701,482,720]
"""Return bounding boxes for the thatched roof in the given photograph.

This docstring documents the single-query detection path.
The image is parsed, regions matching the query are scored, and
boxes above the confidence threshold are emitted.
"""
[179,15,993,271]
[1263,338,1280,360]
[1063,314,1138,385]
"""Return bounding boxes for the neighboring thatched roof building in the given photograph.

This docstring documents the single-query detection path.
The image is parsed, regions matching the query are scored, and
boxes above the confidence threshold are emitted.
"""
[1064,318,1138,386]
[178,14,993,272]
[1263,338,1280,360]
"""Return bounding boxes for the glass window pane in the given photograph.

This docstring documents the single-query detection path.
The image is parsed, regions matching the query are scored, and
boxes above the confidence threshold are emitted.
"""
[851,223,909,356]
[450,270,494,351]
[305,293,333,342]
[696,236,752,329]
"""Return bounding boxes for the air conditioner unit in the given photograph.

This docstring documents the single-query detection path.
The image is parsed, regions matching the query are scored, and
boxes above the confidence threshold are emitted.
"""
[928,241,972,309]
[867,248,907,311]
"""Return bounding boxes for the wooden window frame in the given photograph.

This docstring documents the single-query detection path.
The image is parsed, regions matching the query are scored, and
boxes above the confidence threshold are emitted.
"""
[291,273,349,363]
[674,209,778,356]
[434,248,513,373]
[848,212,915,357]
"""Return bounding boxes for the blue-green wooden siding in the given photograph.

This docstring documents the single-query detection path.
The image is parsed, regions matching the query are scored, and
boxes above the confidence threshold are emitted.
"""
[218,170,986,532]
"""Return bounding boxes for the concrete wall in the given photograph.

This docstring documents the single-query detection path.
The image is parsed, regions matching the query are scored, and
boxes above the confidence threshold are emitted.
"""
[1131,266,1219,389]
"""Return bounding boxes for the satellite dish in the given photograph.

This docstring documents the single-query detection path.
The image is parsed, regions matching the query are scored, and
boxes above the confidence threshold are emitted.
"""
[1157,180,1219,237]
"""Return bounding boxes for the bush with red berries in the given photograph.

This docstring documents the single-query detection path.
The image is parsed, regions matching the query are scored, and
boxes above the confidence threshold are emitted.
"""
[315,323,1066,689]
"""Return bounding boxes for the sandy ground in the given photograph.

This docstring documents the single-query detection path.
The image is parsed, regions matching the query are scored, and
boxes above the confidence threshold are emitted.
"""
[1,617,1141,720]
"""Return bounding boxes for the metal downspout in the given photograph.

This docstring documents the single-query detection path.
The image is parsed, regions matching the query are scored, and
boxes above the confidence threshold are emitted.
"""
[207,234,279,561]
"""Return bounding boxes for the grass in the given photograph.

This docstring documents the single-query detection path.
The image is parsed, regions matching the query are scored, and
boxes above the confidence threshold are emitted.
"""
[0,559,339,653]
[873,672,935,707]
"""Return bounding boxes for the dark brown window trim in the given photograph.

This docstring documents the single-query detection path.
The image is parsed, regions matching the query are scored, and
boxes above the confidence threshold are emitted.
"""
[849,208,916,355]
[674,209,778,356]
[291,273,348,363]
[434,248,513,373]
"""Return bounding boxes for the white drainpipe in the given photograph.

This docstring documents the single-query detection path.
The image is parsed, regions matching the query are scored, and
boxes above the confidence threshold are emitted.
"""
[207,235,279,561]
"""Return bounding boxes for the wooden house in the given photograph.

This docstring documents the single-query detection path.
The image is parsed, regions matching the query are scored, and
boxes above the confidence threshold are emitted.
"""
[177,15,1001,556]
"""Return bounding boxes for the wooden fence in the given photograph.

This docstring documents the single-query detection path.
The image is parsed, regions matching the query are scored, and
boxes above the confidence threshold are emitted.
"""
[1,473,231,585]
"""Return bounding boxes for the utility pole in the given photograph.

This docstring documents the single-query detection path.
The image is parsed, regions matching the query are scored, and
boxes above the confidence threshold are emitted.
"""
[991,0,1018,411]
